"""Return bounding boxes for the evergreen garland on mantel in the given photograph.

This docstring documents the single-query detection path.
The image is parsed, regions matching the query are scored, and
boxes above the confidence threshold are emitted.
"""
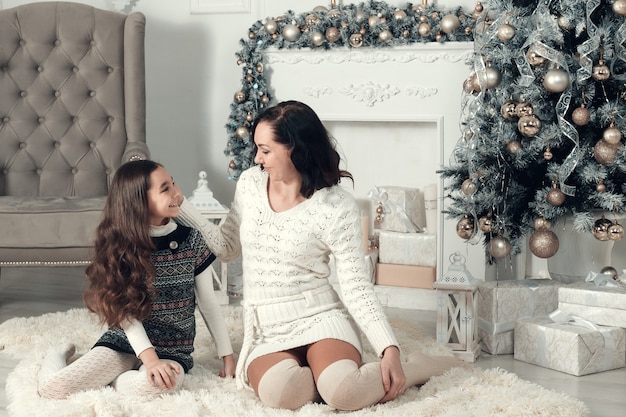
[224,0,479,180]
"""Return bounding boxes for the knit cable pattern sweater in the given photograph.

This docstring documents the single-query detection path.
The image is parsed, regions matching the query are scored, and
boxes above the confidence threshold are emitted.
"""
[177,166,399,388]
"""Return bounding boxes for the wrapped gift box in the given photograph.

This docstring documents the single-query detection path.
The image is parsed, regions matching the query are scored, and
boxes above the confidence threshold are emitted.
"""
[514,317,626,376]
[371,186,424,233]
[557,281,626,328]
[477,279,562,354]
[375,263,435,289]
[378,230,436,267]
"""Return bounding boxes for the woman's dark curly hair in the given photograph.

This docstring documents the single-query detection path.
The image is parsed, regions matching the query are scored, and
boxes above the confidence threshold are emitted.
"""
[83,160,160,328]
[251,100,353,198]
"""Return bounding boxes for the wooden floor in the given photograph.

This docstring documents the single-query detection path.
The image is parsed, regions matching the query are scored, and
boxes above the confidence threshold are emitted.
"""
[1,267,625,417]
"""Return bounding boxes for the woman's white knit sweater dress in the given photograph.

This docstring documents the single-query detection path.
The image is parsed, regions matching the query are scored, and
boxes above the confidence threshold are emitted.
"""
[177,166,399,389]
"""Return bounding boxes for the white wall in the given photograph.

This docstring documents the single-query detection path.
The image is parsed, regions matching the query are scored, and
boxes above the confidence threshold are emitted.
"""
[1,0,477,200]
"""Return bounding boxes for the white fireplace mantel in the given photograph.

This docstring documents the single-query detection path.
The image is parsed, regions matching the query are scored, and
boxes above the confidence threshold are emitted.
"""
[263,42,484,310]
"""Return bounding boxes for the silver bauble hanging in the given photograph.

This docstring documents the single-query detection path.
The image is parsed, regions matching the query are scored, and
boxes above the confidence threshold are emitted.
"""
[484,66,502,89]
[282,24,301,42]
[497,23,515,42]
[543,68,570,93]
[603,125,622,145]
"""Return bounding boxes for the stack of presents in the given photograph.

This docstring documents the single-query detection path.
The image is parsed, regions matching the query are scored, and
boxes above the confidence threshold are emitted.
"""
[478,271,626,376]
[365,185,438,289]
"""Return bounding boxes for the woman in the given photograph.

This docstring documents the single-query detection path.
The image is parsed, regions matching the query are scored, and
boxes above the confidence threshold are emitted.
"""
[38,160,235,399]
[177,101,465,410]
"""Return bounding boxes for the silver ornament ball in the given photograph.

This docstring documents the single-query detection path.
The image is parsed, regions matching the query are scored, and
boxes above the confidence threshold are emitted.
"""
[282,24,301,42]
[543,68,570,93]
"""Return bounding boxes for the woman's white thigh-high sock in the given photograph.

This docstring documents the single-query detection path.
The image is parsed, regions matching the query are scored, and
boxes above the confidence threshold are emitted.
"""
[112,359,185,396]
[316,354,469,411]
[256,358,320,410]
[316,359,385,411]
[38,345,138,399]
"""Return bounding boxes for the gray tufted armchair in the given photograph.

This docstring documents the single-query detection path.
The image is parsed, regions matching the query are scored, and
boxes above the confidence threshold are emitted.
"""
[0,2,149,275]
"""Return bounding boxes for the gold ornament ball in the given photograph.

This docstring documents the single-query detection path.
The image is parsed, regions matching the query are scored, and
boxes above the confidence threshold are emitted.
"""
[463,78,475,94]
[461,178,477,195]
[403,29,410,38]
[557,16,572,30]
[546,187,565,206]
[394,10,407,20]
[608,223,625,241]
[544,148,553,160]
[418,22,431,37]
[516,101,533,117]
[497,23,515,41]
[506,140,522,155]
[529,229,559,258]
[327,8,341,18]
[248,31,256,40]
[228,160,237,170]
[518,114,542,137]
[500,100,518,121]
[282,24,301,42]
[261,95,270,104]
[325,27,340,43]
[234,90,246,103]
[596,180,606,192]
[526,47,545,66]
[614,0,626,15]
[593,217,613,241]
[378,29,393,43]
[311,31,325,46]
[572,106,590,126]
[478,216,494,233]
[543,68,570,93]
[305,14,319,27]
[313,6,327,12]
[440,14,461,34]
[355,10,367,22]
[603,126,622,145]
[235,126,249,139]
[349,33,363,47]
[246,112,254,122]
[470,73,482,92]
[489,236,511,259]
[484,67,502,89]
[256,63,264,73]
[594,140,619,165]
[592,62,611,81]
[264,19,278,34]
[456,216,475,240]
[368,16,380,27]
[534,217,551,230]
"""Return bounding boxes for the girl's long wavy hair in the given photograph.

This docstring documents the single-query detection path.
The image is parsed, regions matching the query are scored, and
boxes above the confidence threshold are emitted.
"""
[83,160,160,328]
[251,100,353,198]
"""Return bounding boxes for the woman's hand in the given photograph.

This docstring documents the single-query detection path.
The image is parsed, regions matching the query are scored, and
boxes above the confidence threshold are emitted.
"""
[378,345,406,403]
[218,354,236,378]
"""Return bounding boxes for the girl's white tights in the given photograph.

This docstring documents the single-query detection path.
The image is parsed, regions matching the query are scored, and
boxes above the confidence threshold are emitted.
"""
[38,344,184,399]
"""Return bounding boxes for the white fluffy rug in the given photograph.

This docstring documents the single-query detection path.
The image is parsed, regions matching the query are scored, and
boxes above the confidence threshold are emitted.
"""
[0,306,589,417]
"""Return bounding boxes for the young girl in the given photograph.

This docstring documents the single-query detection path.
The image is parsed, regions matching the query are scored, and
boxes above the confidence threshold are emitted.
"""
[38,160,235,399]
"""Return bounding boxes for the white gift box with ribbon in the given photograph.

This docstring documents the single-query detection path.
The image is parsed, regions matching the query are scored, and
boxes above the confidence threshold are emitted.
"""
[557,275,626,328]
[477,279,563,354]
[367,186,424,233]
[514,314,626,376]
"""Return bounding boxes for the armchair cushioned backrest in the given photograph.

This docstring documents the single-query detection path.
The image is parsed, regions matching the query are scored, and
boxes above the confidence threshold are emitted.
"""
[0,2,146,198]
[0,2,147,262]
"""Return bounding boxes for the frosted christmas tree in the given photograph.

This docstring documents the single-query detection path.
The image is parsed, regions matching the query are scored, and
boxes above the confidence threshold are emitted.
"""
[439,0,626,262]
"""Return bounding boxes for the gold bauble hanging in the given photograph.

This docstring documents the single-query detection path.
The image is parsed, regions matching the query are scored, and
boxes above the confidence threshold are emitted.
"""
[596,180,606,192]
[572,105,590,126]
[484,66,502,89]
[461,178,477,195]
[282,24,301,42]
[546,183,565,206]
[264,19,278,34]
[543,68,570,93]
[228,160,237,169]
[506,140,522,155]
[478,215,494,233]
[349,33,363,47]
[311,31,325,46]
[608,222,625,241]
[592,61,611,81]
[500,100,518,121]
[529,229,559,258]
[603,124,622,145]
[489,235,511,259]
[593,216,614,241]
[526,47,546,66]
[544,147,553,160]
[516,101,533,117]
[594,140,619,165]
[440,14,461,34]
[234,90,246,103]
[497,23,515,42]
[418,22,432,37]
[518,114,542,137]
[614,0,626,15]
[533,217,551,230]
[325,27,340,43]
[456,215,475,240]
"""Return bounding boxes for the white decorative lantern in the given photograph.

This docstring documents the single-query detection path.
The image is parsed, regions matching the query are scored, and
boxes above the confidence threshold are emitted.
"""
[433,252,480,362]
[188,171,225,212]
